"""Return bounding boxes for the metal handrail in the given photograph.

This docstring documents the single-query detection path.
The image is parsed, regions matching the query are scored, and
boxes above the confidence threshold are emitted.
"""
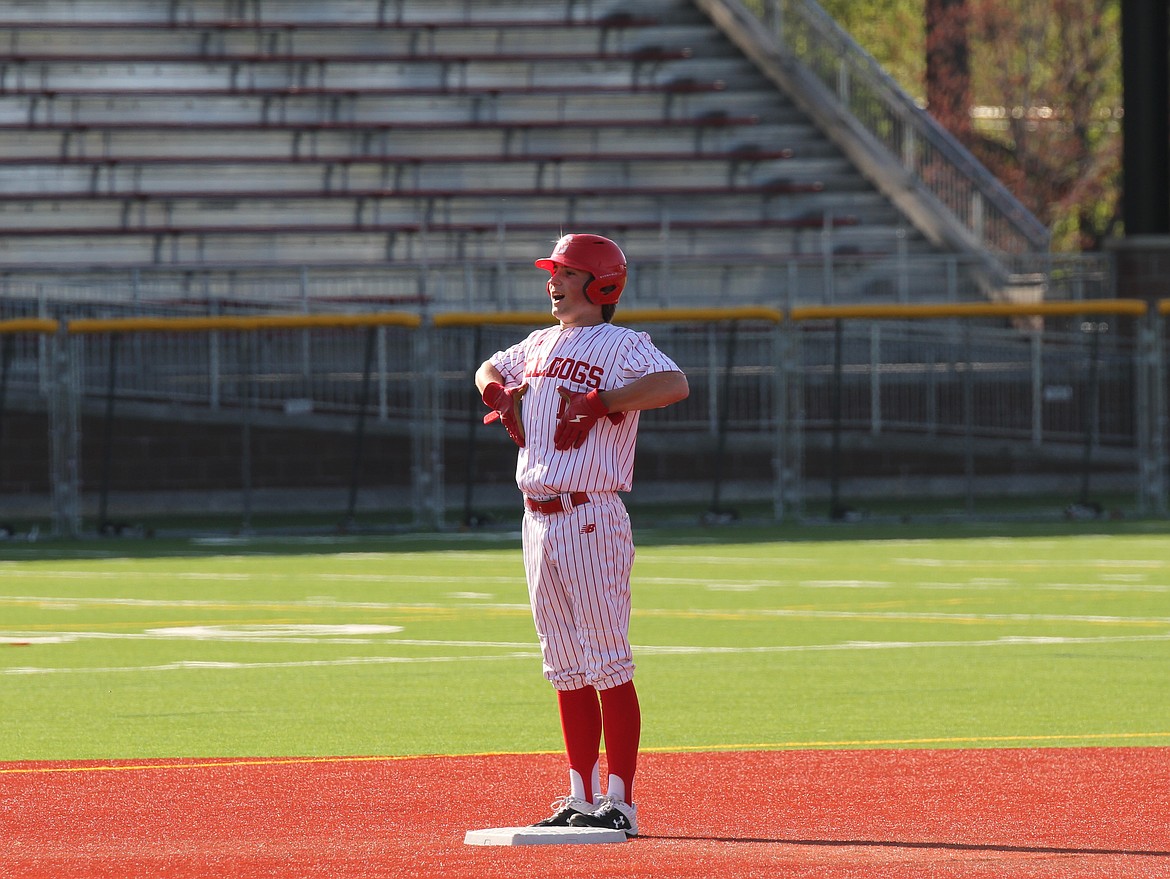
[742,0,1050,255]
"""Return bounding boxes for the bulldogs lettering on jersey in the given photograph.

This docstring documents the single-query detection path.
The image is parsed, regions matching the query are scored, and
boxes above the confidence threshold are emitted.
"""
[527,356,605,389]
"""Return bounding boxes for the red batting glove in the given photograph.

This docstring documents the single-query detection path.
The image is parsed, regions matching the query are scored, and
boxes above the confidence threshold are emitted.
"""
[482,381,527,447]
[554,386,611,450]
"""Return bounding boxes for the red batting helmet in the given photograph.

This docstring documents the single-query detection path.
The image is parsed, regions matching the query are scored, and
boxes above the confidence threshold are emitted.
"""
[534,233,628,305]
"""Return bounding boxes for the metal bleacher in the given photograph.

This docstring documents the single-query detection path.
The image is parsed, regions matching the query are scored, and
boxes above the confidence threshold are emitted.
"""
[3,2,1145,534]
[0,0,1043,312]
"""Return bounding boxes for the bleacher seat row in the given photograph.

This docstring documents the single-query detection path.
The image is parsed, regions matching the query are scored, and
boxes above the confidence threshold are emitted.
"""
[0,0,924,300]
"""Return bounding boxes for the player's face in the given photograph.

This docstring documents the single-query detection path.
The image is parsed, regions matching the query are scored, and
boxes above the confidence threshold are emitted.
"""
[547,264,603,327]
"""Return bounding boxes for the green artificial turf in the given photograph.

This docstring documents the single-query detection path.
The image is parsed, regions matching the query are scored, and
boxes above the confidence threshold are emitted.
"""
[1,522,1168,760]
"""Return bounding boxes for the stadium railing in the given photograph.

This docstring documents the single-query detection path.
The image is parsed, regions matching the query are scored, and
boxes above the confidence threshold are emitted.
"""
[1,299,1164,538]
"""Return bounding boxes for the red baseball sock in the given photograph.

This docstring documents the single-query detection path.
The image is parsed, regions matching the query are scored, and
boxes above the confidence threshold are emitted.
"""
[599,680,641,803]
[556,685,602,802]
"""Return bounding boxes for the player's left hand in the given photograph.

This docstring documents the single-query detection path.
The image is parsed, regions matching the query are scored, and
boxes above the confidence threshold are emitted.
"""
[554,386,624,450]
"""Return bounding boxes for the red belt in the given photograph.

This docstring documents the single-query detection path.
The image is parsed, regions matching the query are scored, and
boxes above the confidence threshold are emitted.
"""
[525,492,590,515]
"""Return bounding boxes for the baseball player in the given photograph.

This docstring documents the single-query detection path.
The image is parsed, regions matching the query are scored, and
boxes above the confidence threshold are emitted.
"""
[474,233,689,837]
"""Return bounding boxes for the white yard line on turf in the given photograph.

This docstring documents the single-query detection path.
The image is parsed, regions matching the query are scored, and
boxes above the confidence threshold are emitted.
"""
[4,632,1169,675]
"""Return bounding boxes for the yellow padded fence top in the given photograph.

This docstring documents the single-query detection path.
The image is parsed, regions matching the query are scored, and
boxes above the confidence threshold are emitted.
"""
[432,306,784,327]
[790,299,1151,321]
[0,300,1167,336]
[0,318,60,335]
[65,313,423,334]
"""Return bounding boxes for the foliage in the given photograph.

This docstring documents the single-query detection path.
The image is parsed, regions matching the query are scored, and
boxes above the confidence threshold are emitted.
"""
[818,0,928,94]
[966,0,1122,250]
[807,0,1123,251]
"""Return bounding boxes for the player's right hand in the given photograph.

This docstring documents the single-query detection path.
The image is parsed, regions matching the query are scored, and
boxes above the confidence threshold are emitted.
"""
[481,381,527,447]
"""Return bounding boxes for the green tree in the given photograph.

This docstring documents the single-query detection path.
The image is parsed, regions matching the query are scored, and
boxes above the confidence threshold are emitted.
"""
[811,0,1122,251]
[966,0,1122,250]
[818,0,927,92]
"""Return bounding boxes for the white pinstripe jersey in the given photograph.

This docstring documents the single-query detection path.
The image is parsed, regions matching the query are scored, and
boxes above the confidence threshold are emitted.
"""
[489,322,681,497]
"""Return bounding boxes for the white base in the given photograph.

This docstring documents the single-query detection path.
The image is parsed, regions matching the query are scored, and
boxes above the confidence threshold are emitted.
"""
[464,826,628,846]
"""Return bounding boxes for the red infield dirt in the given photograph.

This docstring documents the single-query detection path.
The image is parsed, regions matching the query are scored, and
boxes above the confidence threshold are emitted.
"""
[2,747,1167,878]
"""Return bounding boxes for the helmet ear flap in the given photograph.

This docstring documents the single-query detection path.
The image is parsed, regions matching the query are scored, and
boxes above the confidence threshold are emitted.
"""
[583,277,622,305]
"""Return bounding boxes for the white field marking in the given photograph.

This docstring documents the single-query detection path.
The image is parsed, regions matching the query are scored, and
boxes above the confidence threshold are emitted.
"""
[633,632,1170,655]
[2,652,540,675]
[318,573,518,584]
[1095,559,1167,568]
[1044,583,1170,593]
[634,556,821,566]
[329,550,517,562]
[635,577,894,589]
[893,557,1168,568]
[798,580,894,589]
[0,594,508,612]
[448,592,494,599]
[5,632,1170,676]
[635,607,1170,626]
[4,594,1168,627]
[653,574,1168,595]
[657,577,895,589]
[1,626,409,645]
[1,654,541,675]
[0,628,535,647]
[918,580,1170,593]
[188,535,522,549]
[297,600,1170,625]
[190,536,360,546]
[0,570,519,586]
[148,624,404,640]
[0,570,250,581]
[0,570,254,580]
[143,628,533,650]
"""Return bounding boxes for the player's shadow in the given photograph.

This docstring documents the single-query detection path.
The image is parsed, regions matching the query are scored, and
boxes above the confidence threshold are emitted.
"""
[638,835,1170,858]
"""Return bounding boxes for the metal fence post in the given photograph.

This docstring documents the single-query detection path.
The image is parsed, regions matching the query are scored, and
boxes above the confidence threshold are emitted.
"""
[771,315,794,521]
[1077,320,1106,508]
[411,318,444,529]
[1030,329,1043,446]
[869,322,881,435]
[787,317,806,520]
[238,331,254,534]
[828,318,847,519]
[1159,310,1169,516]
[0,336,14,452]
[961,321,975,514]
[48,324,82,538]
[1138,309,1167,515]
[344,326,378,528]
[376,325,388,421]
[97,333,120,533]
[707,321,738,518]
